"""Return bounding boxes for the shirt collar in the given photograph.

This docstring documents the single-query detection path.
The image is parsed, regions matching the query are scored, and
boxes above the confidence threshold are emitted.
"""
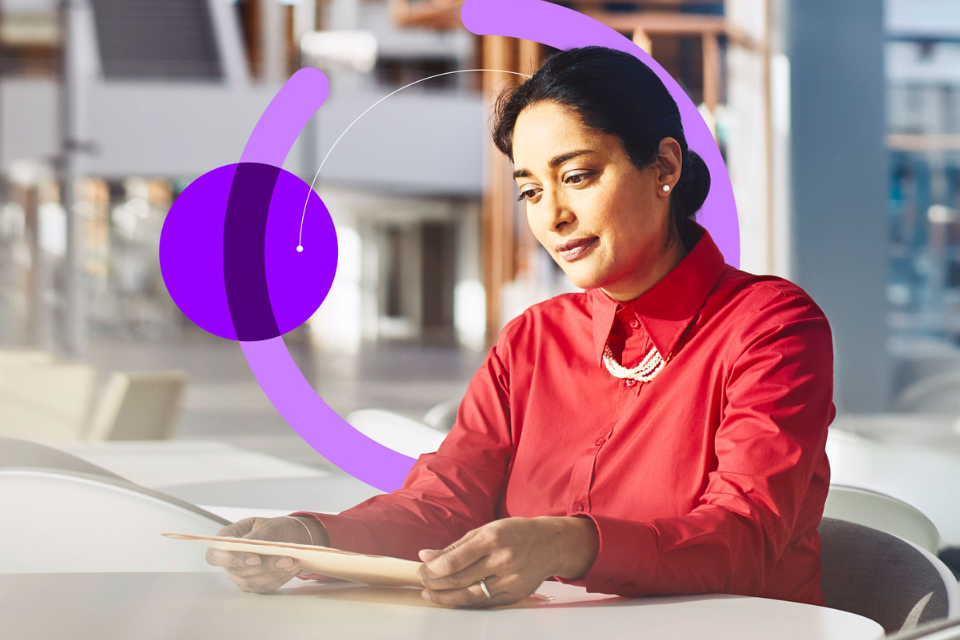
[590,221,726,366]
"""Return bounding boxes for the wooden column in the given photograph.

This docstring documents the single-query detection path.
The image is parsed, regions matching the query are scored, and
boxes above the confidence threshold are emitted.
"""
[21,185,47,348]
[481,35,517,345]
[633,26,652,55]
[513,40,544,285]
[479,37,543,344]
[702,32,719,113]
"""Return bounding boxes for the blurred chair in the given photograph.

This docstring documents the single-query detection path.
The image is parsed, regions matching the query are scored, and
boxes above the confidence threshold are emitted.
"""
[345,409,446,458]
[0,436,124,481]
[892,618,960,640]
[825,484,941,553]
[0,349,53,365]
[86,371,188,441]
[894,371,960,414]
[819,517,960,634]
[826,428,960,546]
[0,361,97,440]
[0,467,229,573]
[422,397,460,432]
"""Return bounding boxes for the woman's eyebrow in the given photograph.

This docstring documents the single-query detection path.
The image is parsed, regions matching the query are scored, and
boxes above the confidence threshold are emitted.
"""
[513,149,596,179]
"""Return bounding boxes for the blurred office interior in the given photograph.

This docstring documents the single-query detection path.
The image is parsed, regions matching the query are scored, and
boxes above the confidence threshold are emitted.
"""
[3,0,960,572]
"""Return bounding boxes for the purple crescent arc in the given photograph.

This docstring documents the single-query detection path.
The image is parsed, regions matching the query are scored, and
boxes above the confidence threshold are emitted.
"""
[158,0,740,494]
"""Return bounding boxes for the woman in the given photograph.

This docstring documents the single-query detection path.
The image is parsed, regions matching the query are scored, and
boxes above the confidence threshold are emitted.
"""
[207,46,834,609]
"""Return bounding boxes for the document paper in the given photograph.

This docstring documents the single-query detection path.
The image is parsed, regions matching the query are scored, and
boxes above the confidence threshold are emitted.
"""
[163,532,423,587]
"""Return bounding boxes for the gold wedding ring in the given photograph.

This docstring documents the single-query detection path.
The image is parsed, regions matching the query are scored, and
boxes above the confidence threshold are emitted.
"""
[479,577,492,600]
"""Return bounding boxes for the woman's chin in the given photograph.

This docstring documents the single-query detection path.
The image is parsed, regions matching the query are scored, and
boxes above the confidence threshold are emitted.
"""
[559,267,602,291]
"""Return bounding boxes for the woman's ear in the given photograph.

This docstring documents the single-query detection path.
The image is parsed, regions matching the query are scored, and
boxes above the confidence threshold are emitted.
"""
[656,137,683,194]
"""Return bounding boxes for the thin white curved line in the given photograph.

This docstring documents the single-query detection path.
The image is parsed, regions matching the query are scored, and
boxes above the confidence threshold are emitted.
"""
[297,68,533,249]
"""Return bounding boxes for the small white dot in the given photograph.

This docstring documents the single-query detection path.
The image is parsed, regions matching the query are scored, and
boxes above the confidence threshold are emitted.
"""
[296,245,303,253]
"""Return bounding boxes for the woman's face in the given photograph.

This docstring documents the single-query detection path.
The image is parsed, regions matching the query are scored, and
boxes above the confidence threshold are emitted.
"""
[511,100,684,301]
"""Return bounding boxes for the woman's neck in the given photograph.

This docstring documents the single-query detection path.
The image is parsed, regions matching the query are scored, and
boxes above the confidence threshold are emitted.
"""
[601,225,693,303]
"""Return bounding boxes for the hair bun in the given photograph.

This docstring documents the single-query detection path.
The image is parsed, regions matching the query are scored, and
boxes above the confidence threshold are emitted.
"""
[673,150,711,218]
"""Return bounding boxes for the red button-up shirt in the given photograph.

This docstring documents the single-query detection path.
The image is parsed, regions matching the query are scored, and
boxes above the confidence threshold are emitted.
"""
[295,222,834,605]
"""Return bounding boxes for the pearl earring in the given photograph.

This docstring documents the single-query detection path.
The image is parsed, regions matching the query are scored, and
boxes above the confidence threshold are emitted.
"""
[662,185,670,193]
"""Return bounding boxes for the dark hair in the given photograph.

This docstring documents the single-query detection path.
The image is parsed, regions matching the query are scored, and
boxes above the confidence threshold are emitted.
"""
[492,46,710,249]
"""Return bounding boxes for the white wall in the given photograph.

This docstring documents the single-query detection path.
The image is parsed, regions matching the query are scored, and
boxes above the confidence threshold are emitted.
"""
[0,78,485,194]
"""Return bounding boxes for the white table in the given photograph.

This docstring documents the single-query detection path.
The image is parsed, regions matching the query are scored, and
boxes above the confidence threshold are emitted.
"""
[0,572,884,640]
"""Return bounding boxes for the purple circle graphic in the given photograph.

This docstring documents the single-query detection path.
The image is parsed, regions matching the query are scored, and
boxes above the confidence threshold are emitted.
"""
[159,162,337,341]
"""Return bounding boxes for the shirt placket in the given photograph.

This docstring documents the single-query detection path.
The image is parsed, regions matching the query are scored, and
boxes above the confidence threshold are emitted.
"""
[567,310,647,516]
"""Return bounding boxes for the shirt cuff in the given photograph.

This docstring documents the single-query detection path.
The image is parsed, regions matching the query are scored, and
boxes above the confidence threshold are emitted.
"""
[287,511,384,555]
[554,513,659,597]
[287,511,386,582]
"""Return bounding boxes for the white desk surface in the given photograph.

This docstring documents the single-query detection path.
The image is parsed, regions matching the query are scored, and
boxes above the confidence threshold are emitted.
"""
[1,572,884,640]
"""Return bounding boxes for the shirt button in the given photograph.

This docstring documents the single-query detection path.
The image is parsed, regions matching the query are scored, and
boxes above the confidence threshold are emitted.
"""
[624,379,637,387]
[594,437,605,447]
[629,319,639,329]
[572,501,584,512]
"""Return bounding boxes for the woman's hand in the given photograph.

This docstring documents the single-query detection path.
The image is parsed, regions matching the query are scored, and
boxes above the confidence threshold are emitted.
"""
[205,516,327,593]
[417,516,599,608]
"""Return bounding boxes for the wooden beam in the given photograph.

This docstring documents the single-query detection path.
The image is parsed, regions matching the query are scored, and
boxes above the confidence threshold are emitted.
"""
[390,0,465,30]
[887,133,960,152]
[582,11,758,50]
[565,0,722,5]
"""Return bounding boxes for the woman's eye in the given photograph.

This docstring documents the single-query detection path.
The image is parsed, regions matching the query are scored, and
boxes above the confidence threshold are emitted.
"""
[564,172,592,185]
[517,188,540,202]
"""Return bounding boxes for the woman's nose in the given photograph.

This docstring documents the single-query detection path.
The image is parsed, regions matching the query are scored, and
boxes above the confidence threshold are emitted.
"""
[541,188,575,231]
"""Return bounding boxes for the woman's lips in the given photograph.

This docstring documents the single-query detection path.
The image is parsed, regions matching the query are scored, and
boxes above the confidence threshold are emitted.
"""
[555,237,598,262]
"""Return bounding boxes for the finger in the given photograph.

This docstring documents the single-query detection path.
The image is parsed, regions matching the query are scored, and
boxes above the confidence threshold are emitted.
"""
[421,579,501,608]
[206,548,262,568]
[224,564,270,579]
[216,517,259,539]
[225,554,300,578]
[240,569,292,590]
[225,567,293,594]
[419,535,487,580]
[419,560,490,591]
[418,549,443,562]
[265,555,301,574]
[206,547,233,567]
[461,592,517,610]
[418,528,479,564]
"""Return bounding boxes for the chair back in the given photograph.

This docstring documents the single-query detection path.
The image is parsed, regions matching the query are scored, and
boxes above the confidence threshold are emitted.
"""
[825,484,941,553]
[423,398,460,432]
[0,361,97,440]
[86,371,188,440]
[0,436,125,480]
[893,370,960,414]
[826,429,960,547]
[0,467,229,573]
[346,409,446,458]
[819,517,960,634]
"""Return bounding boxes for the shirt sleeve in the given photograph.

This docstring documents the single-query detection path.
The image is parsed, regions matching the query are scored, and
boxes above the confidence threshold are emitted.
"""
[567,290,835,598]
[289,337,515,562]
